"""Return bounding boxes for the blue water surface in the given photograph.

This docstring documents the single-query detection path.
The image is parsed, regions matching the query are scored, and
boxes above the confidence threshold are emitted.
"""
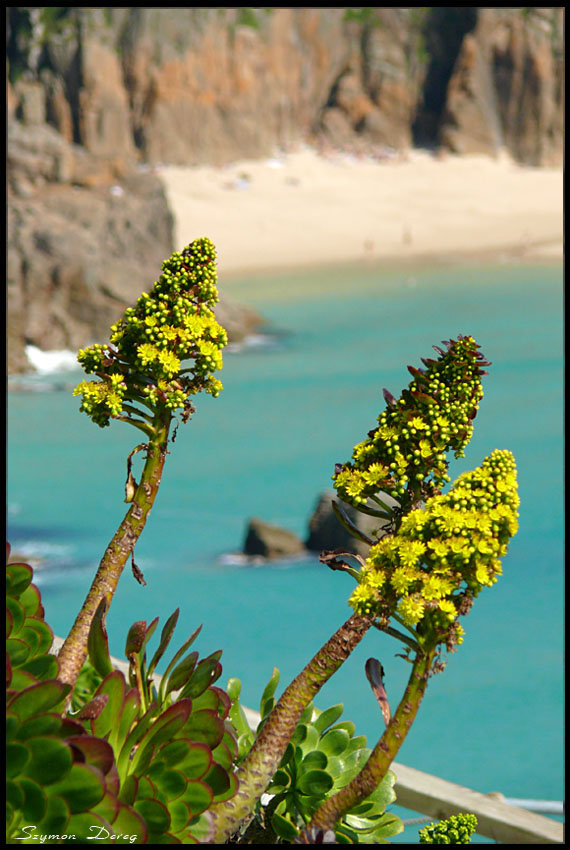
[7,260,563,841]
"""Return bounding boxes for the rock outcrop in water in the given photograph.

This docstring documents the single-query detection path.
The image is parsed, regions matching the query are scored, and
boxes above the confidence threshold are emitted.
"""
[7,8,564,373]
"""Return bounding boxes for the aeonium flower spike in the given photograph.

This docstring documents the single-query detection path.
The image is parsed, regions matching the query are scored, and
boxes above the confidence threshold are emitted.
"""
[73,237,227,432]
[333,335,491,515]
[348,449,519,649]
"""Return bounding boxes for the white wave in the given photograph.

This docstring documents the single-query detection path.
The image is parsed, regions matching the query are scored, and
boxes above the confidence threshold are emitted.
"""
[13,540,75,560]
[25,345,79,375]
[226,332,284,354]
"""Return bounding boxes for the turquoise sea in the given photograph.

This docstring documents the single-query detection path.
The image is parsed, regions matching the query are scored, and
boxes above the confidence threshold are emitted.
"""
[7,260,563,842]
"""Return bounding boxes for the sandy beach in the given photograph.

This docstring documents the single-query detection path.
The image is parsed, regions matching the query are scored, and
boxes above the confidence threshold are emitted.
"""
[157,146,562,280]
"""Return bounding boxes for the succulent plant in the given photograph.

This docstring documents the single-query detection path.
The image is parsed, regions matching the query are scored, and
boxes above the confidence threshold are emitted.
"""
[7,548,238,844]
[77,602,239,843]
[7,547,147,844]
[257,670,403,844]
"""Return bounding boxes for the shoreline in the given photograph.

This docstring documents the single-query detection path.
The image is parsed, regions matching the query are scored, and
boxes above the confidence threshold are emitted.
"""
[156,146,563,281]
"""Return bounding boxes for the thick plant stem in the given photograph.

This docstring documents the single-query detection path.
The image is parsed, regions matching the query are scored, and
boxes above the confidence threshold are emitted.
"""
[207,612,373,844]
[56,419,170,691]
[296,645,436,842]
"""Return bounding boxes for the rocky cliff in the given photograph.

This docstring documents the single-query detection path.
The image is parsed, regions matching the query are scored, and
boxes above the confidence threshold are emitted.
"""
[7,7,564,373]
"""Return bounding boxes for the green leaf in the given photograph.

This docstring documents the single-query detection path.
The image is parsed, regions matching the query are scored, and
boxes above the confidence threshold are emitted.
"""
[169,799,192,834]
[147,609,180,677]
[182,780,213,816]
[319,727,350,756]
[351,811,404,840]
[182,708,224,748]
[17,624,42,657]
[155,738,191,769]
[190,685,230,718]
[202,763,234,800]
[48,763,106,813]
[15,712,62,740]
[6,778,25,809]
[164,741,212,779]
[344,734,369,755]
[9,668,38,691]
[6,741,30,777]
[164,650,198,696]
[178,651,222,699]
[6,596,26,634]
[329,720,356,738]
[19,583,43,618]
[112,802,148,843]
[211,738,235,771]
[117,702,159,776]
[65,811,113,842]
[297,769,334,797]
[18,777,47,822]
[92,789,120,825]
[6,562,33,597]
[301,750,328,772]
[267,767,290,793]
[271,810,300,841]
[35,793,70,835]
[23,619,54,656]
[23,736,73,785]
[88,599,113,678]
[118,774,138,807]
[130,701,193,777]
[158,625,202,704]
[260,667,280,716]
[8,680,70,720]
[226,677,242,702]
[187,812,214,843]
[313,703,344,735]
[66,735,115,775]
[6,713,19,741]
[125,620,149,657]
[91,671,127,741]
[134,798,171,834]
[6,637,31,667]
[156,768,188,800]
[21,653,60,681]
[116,687,141,748]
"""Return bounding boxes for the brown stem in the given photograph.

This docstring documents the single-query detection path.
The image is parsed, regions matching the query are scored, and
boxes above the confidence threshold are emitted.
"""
[56,419,170,691]
[296,645,436,842]
[207,612,373,844]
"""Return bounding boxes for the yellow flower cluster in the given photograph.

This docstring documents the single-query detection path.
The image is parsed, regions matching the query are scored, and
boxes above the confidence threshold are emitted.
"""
[348,449,519,641]
[334,336,490,506]
[73,238,227,427]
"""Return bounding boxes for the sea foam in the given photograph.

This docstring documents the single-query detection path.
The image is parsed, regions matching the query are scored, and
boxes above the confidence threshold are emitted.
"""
[25,345,79,375]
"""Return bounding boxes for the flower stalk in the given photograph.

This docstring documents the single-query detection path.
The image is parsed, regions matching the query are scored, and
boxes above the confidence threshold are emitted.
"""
[57,238,227,694]
[207,612,373,843]
[296,645,436,842]
[56,417,170,688]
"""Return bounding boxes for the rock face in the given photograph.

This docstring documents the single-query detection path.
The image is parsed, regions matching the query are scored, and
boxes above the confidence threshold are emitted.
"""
[306,491,398,558]
[7,121,174,374]
[6,122,262,375]
[437,8,565,165]
[243,518,306,561]
[7,8,564,167]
